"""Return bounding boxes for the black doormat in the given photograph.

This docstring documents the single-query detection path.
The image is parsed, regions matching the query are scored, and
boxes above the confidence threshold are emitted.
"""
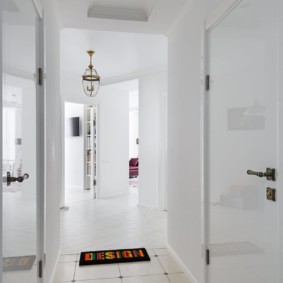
[3,255,36,272]
[79,248,150,266]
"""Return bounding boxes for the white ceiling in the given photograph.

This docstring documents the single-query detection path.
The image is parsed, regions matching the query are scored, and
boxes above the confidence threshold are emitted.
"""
[56,0,188,34]
[59,0,187,85]
[60,29,168,85]
[4,0,189,93]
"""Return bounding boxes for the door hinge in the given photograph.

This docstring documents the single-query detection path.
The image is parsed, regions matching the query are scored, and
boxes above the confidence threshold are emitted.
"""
[206,249,210,265]
[205,75,210,91]
[38,260,43,278]
[38,68,43,86]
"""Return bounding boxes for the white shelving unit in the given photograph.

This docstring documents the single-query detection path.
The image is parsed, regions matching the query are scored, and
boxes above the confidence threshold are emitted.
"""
[84,105,98,198]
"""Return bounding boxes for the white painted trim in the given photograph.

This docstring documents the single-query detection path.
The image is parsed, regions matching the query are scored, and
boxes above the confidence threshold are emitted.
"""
[35,15,45,283]
[201,26,210,283]
[0,0,3,278]
[32,0,43,18]
[166,0,195,36]
[166,244,199,283]
[157,91,168,211]
[60,96,66,208]
[49,248,61,283]
[95,104,100,199]
[62,100,101,203]
[145,0,157,17]
[205,0,243,31]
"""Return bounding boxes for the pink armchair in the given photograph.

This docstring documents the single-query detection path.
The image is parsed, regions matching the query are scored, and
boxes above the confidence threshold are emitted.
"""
[129,158,139,178]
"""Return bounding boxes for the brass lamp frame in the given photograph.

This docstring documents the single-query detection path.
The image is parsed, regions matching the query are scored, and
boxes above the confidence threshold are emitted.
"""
[82,50,100,97]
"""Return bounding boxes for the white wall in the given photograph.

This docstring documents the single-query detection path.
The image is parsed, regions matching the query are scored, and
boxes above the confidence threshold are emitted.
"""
[139,72,167,208]
[64,102,84,190]
[167,1,250,283]
[61,76,130,199]
[44,0,61,281]
[98,85,129,198]
[168,1,204,279]
[129,90,139,159]
[129,110,139,158]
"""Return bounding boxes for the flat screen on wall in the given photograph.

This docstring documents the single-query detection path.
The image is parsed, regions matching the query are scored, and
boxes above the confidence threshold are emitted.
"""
[69,117,80,136]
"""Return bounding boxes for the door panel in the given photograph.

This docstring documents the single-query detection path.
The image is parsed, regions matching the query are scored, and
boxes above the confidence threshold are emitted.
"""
[207,0,278,282]
[2,1,38,282]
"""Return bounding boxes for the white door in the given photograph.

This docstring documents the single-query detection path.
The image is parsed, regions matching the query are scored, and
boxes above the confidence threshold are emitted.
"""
[2,0,43,282]
[207,0,279,282]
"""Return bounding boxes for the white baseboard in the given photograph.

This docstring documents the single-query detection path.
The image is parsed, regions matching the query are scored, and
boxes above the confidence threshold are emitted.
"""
[166,243,199,283]
[49,248,61,283]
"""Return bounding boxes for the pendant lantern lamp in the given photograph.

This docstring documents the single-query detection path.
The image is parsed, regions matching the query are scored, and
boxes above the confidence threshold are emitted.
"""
[82,50,100,97]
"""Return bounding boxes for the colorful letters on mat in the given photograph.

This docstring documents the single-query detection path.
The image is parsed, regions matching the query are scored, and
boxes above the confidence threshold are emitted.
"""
[79,248,150,266]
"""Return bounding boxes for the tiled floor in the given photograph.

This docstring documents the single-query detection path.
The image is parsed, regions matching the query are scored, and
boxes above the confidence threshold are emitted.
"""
[57,186,191,283]
[61,188,167,253]
[54,248,191,283]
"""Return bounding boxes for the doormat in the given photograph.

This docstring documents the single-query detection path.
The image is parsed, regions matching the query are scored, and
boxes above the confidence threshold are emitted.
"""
[79,248,150,266]
[3,255,36,272]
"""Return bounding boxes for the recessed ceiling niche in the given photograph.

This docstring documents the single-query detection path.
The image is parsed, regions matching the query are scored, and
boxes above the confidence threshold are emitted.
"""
[87,0,156,22]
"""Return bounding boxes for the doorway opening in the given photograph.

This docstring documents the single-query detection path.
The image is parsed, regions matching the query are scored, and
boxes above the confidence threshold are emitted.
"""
[129,89,139,192]
[64,102,99,204]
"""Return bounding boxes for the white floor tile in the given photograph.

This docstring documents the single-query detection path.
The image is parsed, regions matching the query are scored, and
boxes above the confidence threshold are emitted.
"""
[153,248,169,256]
[2,268,36,283]
[157,255,183,273]
[119,257,164,277]
[61,190,167,254]
[58,190,187,283]
[167,273,192,283]
[75,263,120,281]
[59,254,78,263]
[76,279,122,283]
[145,249,155,257]
[53,262,76,282]
[122,274,170,283]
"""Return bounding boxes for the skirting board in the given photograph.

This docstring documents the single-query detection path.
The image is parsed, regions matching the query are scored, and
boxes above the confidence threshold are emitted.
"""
[166,244,199,283]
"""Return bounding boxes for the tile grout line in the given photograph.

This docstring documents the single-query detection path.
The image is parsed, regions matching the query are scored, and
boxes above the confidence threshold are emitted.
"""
[72,253,79,281]
[154,249,173,283]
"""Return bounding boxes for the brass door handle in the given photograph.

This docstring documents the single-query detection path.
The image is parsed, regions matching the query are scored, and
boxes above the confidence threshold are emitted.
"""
[247,168,276,181]
[3,172,30,186]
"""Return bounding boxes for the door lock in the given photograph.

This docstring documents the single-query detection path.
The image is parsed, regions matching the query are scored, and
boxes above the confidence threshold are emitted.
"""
[266,187,276,201]
[3,172,29,186]
[247,168,276,181]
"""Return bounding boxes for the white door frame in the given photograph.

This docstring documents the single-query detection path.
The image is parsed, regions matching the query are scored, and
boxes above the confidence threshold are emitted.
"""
[35,12,45,283]
[61,98,100,206]
[202,0,283,282]
[0,0,45,281]
[0,0,3,276]
[158,91,168,210]
[202,1,248,281]
[202,1,246,282]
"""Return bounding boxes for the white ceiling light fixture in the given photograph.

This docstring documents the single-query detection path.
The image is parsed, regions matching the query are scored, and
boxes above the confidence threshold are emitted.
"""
[82,50,100,97]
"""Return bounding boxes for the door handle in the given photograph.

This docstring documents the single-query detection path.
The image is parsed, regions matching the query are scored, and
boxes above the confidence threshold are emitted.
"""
[247,168,276,181]
[3,172,30,186]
